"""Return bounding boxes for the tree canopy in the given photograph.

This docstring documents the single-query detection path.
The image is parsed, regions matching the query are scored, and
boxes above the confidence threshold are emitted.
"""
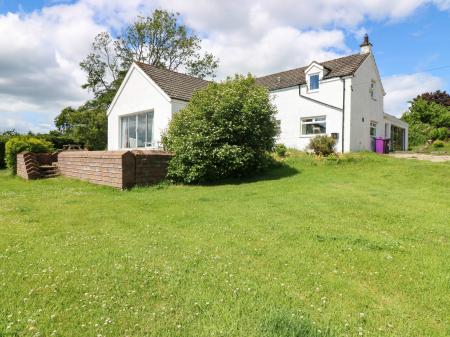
[414,90,450,107]
[162,75,279,184]
[402,93,450,146]
[80,10,218,97]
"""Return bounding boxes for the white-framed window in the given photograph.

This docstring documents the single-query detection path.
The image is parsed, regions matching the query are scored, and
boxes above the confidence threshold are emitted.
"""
[370,121,377,137]
[370,81,376,99]
[120,111,154,148]
[301,116,326,135]
[309,74,320,90]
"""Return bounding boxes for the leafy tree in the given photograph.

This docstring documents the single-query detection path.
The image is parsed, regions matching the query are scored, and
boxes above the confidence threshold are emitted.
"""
[79,32,122,95]
[162,75,279,184]
[415,90,450,107]
[54,88,114,150]
[402,98,450,146]
[80,9,218,96]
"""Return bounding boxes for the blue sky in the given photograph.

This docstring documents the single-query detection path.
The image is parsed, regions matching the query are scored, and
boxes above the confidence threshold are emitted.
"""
[362,6,450,81]
[0,0,449,132]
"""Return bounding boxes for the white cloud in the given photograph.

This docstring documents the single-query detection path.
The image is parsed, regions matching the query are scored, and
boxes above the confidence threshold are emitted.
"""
[0,3,102,132]
[0,0,449,132]
[383,73,444,117]
[202,28,348,78]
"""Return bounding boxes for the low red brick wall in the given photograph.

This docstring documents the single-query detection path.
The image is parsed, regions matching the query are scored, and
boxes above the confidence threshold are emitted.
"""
[57,151,136,189]
[133,150,172,185]
[57,150,172,189]
[16,152,57,180]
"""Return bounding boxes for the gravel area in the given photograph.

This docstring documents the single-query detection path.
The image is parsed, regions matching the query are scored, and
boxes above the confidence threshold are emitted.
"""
[389,152,450,162]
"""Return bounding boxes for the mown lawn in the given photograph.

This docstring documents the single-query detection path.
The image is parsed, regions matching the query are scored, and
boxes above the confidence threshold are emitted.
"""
[0,153,449,337]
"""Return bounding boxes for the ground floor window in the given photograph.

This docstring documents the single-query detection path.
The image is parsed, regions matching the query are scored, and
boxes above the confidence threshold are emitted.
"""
[370,121,377,137]
[120,111,154,148]
[301,116,326,135]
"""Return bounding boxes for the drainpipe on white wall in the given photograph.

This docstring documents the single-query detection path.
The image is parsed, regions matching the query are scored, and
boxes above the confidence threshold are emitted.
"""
[341,78,346,153]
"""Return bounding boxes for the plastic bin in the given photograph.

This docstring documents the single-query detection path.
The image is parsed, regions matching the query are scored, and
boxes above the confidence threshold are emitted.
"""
[375,137,389,154]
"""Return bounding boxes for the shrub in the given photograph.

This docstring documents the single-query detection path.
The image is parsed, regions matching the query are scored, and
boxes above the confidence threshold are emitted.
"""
[308,135,336,156]
[162,75,278,183]
[430,127,449,141]
[407,123,432,146]
[0,139,5,169]
[433,140,445,148]
[274,144,287,157]
[5,137,53,173]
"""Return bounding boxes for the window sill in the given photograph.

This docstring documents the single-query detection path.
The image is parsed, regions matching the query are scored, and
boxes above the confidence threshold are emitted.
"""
[299,134,327,138]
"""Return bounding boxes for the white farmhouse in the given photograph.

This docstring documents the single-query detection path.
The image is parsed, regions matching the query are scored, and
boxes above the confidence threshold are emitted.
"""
[107,35,408,153]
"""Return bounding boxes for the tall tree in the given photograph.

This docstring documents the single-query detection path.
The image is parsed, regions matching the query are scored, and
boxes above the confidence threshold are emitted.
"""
[414,90,450,107]
[79,32,121,95]
[80,9,218,96]
[57,9,219,149]
[402,98,450,146]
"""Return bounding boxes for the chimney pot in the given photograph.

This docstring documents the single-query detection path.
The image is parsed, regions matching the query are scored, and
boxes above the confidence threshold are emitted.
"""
[360,33,373,54]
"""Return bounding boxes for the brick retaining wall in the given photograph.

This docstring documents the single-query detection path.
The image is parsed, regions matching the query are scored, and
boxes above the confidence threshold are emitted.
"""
[16,152,57,180]
[57,151,136,189]
[57,150,172,189]
[133,150,172,185]
[16,152,41,180]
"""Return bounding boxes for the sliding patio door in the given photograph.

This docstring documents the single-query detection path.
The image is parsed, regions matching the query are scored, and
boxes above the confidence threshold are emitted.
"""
[390,125,405,151]
[120,111,154,148]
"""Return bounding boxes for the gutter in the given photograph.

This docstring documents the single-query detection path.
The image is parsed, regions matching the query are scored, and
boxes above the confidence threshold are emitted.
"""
[341,78,346,153]
[298,85,342,111]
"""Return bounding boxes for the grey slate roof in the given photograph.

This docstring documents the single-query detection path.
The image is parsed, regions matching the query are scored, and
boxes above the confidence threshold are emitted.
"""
[255,53,369,91]
[135,53,369,100]
[135,61,210,101]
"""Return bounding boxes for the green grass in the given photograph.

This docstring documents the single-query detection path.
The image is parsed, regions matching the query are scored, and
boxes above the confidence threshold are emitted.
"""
[0,153,449,337]
[411,141,450,155]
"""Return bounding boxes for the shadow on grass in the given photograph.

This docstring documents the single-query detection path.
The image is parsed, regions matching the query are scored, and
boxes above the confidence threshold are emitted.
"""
[202,161,300,186]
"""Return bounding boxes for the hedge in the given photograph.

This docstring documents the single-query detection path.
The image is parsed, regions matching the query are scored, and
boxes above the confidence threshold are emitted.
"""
[0,140,5,169]
[5,137,53,173]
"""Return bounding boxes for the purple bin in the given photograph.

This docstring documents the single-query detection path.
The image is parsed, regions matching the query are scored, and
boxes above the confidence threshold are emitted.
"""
[375,137,387,154]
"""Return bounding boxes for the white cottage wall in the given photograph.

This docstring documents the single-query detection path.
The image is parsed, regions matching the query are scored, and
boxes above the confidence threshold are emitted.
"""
[107,66,172,150]
[270,77,347,152]
[349,55,385,151]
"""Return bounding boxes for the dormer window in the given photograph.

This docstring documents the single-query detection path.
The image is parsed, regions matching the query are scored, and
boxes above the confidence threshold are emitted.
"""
[309,74,319,90]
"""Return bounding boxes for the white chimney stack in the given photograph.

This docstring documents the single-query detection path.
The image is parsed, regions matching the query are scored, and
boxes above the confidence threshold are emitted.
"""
[360,33,372,54]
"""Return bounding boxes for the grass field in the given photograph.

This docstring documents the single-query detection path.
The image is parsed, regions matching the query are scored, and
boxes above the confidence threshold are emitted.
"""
[0,153,449,337]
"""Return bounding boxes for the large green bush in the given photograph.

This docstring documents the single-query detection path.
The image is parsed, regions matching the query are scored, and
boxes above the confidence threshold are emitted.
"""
[308,135,336,156]
[162,75,278,183]
[5,137,53,173]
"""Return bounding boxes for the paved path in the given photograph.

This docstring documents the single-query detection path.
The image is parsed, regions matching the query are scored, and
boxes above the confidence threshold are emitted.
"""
[389,152,450,163]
